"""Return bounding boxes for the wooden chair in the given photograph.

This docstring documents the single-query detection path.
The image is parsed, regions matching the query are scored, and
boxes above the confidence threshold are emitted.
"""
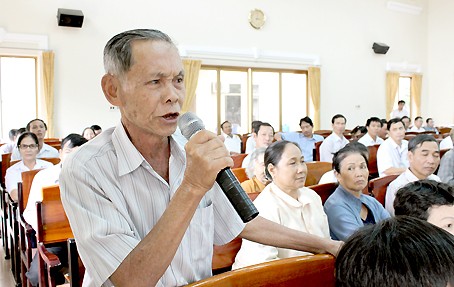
[1,153,12,188]
[368,174,399,206]
[439,127,452,134]
[305,162,332,186]
[6,189,21,285]
[307,182,338,205]
[44,138,61,151]
[231,153,248,168]
[367,144,380,179]
[314,141,323,161]
[190,254,335,287]
[231,168,249,183]
[67,238,85,287]
[1,187,10,259]
[36,184,74,287]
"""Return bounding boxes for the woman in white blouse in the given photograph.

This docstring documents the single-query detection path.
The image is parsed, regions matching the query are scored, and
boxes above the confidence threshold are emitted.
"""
[5,132,53,201]
[233,140,330,269]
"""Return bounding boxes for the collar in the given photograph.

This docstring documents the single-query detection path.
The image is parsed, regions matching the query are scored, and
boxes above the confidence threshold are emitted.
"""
[267,182,313,208]
[337,184,368,209]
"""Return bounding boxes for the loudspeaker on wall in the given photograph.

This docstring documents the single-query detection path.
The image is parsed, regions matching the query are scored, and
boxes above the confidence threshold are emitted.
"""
[57,8,84,28]
[372,42,389,54]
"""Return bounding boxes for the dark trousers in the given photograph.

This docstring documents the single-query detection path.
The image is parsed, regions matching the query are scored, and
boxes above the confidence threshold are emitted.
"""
[26,243,68,287]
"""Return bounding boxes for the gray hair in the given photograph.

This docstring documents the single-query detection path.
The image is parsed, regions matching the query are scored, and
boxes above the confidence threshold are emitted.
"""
[246,147,266,179]
[103,29,174,76]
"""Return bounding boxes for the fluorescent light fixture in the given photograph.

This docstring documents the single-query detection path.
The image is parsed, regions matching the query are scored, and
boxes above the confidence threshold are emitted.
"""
[0,27,48,50]
[387,1,423,15]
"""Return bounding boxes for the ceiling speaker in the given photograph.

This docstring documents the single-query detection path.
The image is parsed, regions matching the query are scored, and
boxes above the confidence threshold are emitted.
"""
[57,8,84,28]
[372,42,389,54]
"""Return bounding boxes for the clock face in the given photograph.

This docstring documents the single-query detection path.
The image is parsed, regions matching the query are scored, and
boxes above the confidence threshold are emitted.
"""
[249,9,266,29]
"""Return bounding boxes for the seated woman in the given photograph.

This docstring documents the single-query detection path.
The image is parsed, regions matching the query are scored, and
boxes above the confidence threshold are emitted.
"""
[241,147,268,194]
[233,140,330,269]
[5,132,53,201]
[82,127,96,140]
[324,142,390,241]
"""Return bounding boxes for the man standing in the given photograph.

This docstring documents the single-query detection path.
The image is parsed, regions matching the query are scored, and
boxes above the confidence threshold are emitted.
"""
[385,135,440,215]
[409,116,425,133]
[241,122,274,168]
[390,100,409,119]
[275,116,323,161]
[358,117,384,147]
[60,29,340,287]
[377,118,409,177]
[220,120,241,155]
[319,114,349,162]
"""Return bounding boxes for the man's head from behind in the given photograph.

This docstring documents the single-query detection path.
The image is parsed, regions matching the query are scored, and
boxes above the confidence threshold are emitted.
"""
[60,134,88,164]
[254,122,274,148]
[299,117,314,137]
[336,215,454,287]
[408,134,440,179]
[394,180,454,235]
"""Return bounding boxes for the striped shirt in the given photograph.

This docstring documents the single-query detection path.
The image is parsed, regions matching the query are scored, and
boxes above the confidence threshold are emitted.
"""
[60,123,245,287]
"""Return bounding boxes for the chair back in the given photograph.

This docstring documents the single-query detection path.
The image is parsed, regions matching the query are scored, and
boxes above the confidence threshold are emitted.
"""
[305,162,332,186]
[313,130,332,138]
[307,182,338,205]
[439,127,452,134]
[368,174,400,206]
[232,168,249,183]
[192,254,335,287]
[44,138,61,150]
[19,169,43,212]
[440,148,451,159]
[41,157,61,165]
[314,141,323,161]
[68,238,85,287]
[1,153,12,188]
[367,144,380,179]
[231,153,248,168]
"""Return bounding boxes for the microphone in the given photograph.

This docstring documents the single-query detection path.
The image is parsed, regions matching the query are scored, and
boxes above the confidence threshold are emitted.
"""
[178,112,259,223]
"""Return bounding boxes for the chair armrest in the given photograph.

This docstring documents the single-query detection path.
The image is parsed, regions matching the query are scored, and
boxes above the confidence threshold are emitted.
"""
[37,243,61,268]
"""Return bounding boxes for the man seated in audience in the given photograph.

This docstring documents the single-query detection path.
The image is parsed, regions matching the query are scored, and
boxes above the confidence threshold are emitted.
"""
[275,116,323,161]
[400,116,411,131]
[0,128,25,161]
[438,149,454,186]
[440,128,454,150]
[242,122,274,168]
[378,119,388,139]
[11,119,59,160]
[220,120,241,155]
[336,216,454,287]
[23,133,88,286]
[390,100,409,119]
[91,124,103,136]
[394,180,454,235]
[349,126,367,142]
[377,118,409,177]
[319,114,349,162]
[385,135,440,215]
[424,117,439,134]
[409,116,425,132]
[245,120,262,154]
[358,117,384,146]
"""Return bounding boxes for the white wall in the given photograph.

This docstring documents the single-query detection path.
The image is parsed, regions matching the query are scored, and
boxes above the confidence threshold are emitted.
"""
[1,0,442,137]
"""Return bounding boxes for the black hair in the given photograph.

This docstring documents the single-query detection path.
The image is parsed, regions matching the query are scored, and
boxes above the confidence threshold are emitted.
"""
[26,119,47,131]
[351,126,367,135]
[332,142,369,173]
[90,124,102,131]
[331,114,346,124]
[8,129,18,141]
[414,116,423,121]
[380,119,387,126]
[82,127,95,137]
[257,122,274,134]
[220,121,230,130]
[17,132,39,147]
[299,116,313,127]
[61,133,88,149]
[336,216,454,287]
[387,118,404,131]
[408,134,438,153]
[398,100,405,105]
[365,117,382,127]
[426,118,433,124]
[251,121,263,134]
[17,127,26,135]
[394,180,454,221]
[264,140,301,180]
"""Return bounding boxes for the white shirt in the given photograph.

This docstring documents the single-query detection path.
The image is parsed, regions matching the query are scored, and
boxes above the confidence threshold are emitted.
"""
[223,133,241,154]
[440,137,453,150]
[245,136,255,154]
[377,138,409,177]
[409,126,425,133]
[11,143,59,161]
[232,182,329,269]
[23,164,61,231]
[241,152,252,169]
[60,123,245,287]
[319,133,349,162]
[390,108,409,119]
[318,170,337,184]
[5,159,53,193]
[385,169,440,216]
[358,133,384,147]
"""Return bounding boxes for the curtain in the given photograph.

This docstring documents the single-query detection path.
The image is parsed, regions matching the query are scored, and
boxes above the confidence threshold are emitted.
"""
[308,67,321,130]
[410,74,422,117]
[385,72,400,119]
[42,51,55,137]
[181,59,202,113]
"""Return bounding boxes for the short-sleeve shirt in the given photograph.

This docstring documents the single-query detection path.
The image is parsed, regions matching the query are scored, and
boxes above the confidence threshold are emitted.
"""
[358,133,384,147]
[377,138,409,177]
[5,159,53,193]
[281,132,324,162]
[319,133,349,163]
[223,133,241,153]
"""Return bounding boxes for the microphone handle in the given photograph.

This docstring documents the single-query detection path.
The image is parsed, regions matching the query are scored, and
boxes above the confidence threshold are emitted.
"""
[216,167,259,223]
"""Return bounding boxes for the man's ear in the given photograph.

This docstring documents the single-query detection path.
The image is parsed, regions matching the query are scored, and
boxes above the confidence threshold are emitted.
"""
[101,74,121,106]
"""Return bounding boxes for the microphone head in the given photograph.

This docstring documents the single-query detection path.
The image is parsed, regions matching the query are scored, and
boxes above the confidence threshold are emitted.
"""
[178,112,205,140]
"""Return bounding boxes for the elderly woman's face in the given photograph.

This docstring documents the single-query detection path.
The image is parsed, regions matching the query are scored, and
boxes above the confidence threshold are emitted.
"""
[269,144,307,192]
[335,153,369,193]
[253,153,267,184]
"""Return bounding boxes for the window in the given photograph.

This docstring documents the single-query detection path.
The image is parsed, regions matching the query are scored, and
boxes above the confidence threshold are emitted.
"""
[393,76,411,117]
[195,66,307,134]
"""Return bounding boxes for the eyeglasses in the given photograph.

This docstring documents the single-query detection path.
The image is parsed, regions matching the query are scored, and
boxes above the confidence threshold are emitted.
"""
[18,144,39,150]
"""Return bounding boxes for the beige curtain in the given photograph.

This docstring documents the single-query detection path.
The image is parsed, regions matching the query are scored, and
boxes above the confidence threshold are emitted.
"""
[410,74,422,117]
[386,72,400,119]
[308,67,321,130]
[42,51,55,137]
[182,59,202,113]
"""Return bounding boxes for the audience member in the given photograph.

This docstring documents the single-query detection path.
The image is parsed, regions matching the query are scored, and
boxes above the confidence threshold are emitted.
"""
[424,117,439,134]
[275,116,323,161]
[409,116,425,132]
[82,127,96,141]
[376,118,409,177]
[5,132,53,201]
[350,126,367,142]
[378,118,388,139]
[60,29,341,286]
[390,100,409,119]
[400,116,411,131]
[358,117,384,146]
[319,114,349,162]
[233,141,330,269]
[336,216,454,287]
[385,135,440,215]
[245,121,262,153]
[324,142,389,240]
[438,149,454,186]
[241,122,274,168]
[241,147,268,194]
[91,124,103,135]
[0,128,21,158]
[440,128,454,150]
[11,119,59,160]
[318,169,337,184]
[394,180,454,235]
[220,120,241,155]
